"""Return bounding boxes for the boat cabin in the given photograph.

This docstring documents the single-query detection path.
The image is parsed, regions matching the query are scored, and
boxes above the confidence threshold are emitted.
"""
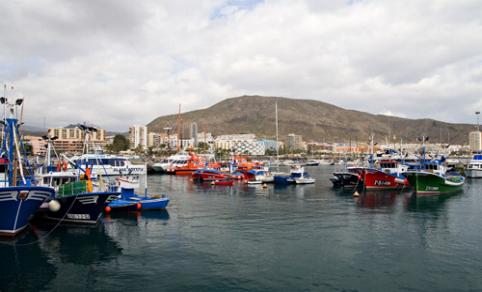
[40,172,78,188]
[468,154,482,169]
[0,158,8,186]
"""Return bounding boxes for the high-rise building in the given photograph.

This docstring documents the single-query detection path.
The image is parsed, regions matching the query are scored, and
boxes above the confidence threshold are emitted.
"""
[469,131,482,152]
[129,125,147,149]
[286,134,304,151]
[191,122,198,147]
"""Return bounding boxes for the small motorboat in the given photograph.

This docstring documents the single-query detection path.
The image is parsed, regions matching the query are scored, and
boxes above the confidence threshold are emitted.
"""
[107,176,169,211]
[247,180,262,185]
[295,177,315,184]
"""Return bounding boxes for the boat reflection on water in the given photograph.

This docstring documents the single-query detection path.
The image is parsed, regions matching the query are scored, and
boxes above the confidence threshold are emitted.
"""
[0,233,56,291]
[33,224,123,266]
[404,191,461,213]
[356,190,398,208]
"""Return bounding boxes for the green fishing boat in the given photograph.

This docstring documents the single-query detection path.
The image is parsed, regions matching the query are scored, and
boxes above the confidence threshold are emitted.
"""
[403,171,465,195]
[404,136,465,195]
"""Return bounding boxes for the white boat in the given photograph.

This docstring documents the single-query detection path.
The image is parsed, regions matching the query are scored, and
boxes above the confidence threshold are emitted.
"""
[152,152,190,173]
[247,180,262,185]
[295,177,316,184]
[466,154,482,178]
[293,167,316,184]
[249,167,274,183]
[69,153,147,176]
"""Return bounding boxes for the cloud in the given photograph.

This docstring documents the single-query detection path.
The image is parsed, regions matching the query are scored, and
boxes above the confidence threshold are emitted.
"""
[0,0,481,131]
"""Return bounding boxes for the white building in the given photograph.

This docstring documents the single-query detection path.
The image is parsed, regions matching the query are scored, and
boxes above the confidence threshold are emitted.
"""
[214,134,265,155]
[129,125,147,149]
[469,131,482,152]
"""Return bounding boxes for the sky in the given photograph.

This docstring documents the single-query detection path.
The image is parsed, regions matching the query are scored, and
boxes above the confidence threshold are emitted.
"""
[0,0,481,131]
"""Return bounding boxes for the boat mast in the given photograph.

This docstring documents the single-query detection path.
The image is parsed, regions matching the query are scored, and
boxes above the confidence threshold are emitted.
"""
[275,99,279,162]
[176,104,182,152]
[369,134,375,168]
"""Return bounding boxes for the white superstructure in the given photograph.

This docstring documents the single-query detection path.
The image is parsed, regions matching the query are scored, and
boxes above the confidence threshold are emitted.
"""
[70,153,147,176]
[466,154,482,178]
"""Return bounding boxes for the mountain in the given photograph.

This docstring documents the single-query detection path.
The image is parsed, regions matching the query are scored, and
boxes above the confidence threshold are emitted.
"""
[147,95,475,144]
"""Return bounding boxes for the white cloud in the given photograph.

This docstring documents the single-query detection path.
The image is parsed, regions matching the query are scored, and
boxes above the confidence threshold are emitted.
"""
[0,0,481,131]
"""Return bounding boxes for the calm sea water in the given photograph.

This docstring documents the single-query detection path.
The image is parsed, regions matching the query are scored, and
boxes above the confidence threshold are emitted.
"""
[1,166,482,292]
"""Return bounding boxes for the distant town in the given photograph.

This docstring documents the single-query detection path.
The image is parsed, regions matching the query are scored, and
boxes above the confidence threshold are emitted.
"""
[23,122,482,158]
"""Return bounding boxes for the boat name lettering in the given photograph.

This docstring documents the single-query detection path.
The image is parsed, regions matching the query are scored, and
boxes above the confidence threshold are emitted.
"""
[67,213,91,220]
[374,180,391,186]
[426,186,439,191]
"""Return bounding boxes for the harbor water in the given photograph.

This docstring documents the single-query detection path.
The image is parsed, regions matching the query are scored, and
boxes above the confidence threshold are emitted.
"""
[2,166,482,291]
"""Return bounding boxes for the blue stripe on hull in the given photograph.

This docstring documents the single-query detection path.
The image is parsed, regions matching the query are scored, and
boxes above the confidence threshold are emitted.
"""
[0,187,54,236]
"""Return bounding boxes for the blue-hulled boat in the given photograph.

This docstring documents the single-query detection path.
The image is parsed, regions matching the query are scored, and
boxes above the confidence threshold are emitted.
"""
[107,177,169,212]
[0,94,55,236]
[274,165,313,185]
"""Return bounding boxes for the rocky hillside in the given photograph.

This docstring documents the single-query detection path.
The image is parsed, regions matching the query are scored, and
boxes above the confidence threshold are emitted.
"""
[147,95,475,144]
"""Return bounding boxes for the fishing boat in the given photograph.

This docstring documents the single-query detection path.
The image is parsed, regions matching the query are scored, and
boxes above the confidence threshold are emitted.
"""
[403,165,465,195]
[0,94,55,236]
[363,159,408,190]
[466,154,482,178]
[36,125,120,224]
[403,137,465,195]
[330,167,363,189]
[107,177,169,211]
[362,136,408,190]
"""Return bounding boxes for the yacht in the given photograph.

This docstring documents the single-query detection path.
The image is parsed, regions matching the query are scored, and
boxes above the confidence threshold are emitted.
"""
[69,153,147,177]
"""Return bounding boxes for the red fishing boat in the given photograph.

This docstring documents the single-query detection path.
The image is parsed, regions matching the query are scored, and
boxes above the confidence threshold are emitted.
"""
[363,160,408,190]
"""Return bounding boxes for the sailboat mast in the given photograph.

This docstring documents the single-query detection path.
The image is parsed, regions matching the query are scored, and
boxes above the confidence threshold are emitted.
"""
[275,100,279,161]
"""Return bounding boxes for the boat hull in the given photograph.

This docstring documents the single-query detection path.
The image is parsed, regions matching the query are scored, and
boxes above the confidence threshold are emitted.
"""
[330,172,360,189]
[0,186,54,236]
[274,175,295,185]
[175,168,200,176]
[363,169,405,190]
[42,192,117,224]
[465,169,482,178]
[192,170,230,182]
[404,172,464,195]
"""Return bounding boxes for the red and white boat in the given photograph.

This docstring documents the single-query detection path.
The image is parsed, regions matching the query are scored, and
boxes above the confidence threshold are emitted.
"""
[363,160,408,190]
